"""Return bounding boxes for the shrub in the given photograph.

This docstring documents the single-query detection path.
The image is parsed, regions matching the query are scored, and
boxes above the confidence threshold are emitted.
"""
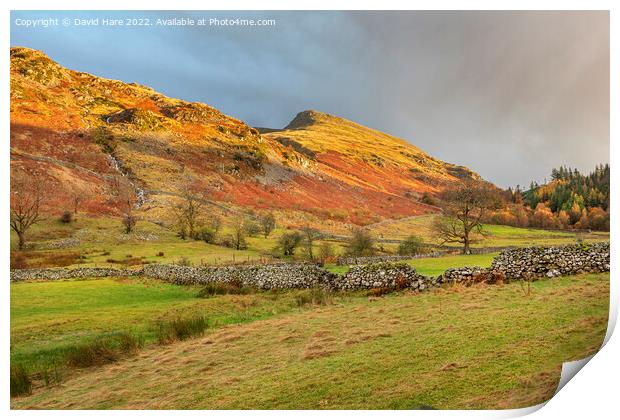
[195,227,217,244]
[157,315,208,344]
[295,288,333,307]
[398,235,424,255]
[487,271,506,285]
[122,214,137,234]
[11,251,80,269]
[40,363,63,387]
[157,251,164,257]
[177,226,188,240]
[259,212,276,238]
[105,256,146,266]
[10,252,28,269]
[10,364,32,397]
[420,192,437,206]
[60,211,73,223]
[244,219,261,237]
[345,229,375,257]
[219,236,234,248]
[277,231,303,256]
[318,242,336,263]
[65,332,143,368]
[177,256,192,266]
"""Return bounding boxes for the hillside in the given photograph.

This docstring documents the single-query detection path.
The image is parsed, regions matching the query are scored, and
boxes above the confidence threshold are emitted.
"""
[10,47,481,226]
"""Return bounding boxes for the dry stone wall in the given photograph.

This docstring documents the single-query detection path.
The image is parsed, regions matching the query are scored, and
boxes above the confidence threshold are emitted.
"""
[10,243,610,291]
[339,262,441,291]
[9,267,139,282]
[337,253,444,266]
[490,242,610,280]
[141,263,337,290]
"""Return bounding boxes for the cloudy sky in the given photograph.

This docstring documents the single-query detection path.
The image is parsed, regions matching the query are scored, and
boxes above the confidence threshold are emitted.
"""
[11,11,609,187]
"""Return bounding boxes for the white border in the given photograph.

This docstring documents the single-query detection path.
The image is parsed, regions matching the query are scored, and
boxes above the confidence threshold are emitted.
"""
[2,1,616,419]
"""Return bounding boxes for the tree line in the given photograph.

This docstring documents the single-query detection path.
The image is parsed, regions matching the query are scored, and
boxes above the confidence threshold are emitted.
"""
[491,164,610,231]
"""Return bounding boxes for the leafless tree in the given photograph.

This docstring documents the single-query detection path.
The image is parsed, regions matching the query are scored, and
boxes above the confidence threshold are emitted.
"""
[11,169,44,250]
[171,178,205,239]
[70,185,89,215]
[301,226,322,260]
[117,183,137,234]
[432,180,500,254]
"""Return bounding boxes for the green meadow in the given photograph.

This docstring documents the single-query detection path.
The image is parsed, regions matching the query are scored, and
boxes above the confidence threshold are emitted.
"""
[11,272,609,409]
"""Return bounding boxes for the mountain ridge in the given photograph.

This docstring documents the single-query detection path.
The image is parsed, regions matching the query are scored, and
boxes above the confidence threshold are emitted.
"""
[10,46,482,226]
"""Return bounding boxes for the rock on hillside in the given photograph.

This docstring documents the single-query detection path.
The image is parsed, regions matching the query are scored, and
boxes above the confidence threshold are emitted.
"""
[10,47,482,225]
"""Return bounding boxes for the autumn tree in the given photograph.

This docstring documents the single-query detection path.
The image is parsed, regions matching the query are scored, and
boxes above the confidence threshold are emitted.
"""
[10,169,44,250]
[432,180,500,254]
[557,210,571,228]
[230,216,248,250]
[575,208,590,230]
[530,202,557,229]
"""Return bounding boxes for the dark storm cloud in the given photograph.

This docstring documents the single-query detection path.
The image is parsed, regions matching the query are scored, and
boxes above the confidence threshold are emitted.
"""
[11,11,609,187]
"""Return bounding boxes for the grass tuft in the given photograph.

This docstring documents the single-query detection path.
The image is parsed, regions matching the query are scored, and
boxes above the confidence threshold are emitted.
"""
[157,315,209,344]
[65,331,143,368]
[10,364,32,397]
[295,287,333,307]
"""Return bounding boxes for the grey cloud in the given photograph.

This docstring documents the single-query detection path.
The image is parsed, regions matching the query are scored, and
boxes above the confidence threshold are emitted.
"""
[10,10,609,187]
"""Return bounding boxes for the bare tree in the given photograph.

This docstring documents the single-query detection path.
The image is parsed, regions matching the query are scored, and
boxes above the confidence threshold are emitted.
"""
[117,182,137,234]
[70,185,89,215]
[171,178,205,239]
[432,180,500,254]
[301,226,322,260]
[10,170,44,250]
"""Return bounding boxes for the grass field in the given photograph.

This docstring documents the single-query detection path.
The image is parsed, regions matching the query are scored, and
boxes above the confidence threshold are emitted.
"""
[10,278,339,373]
[325,253,500,276]
[10,214,609,270]
[369,215,609,248]
[11,272,609,409]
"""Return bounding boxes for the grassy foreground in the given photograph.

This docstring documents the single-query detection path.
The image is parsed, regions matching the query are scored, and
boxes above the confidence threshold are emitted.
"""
[10,278,331,372]
[11,272,609,409]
